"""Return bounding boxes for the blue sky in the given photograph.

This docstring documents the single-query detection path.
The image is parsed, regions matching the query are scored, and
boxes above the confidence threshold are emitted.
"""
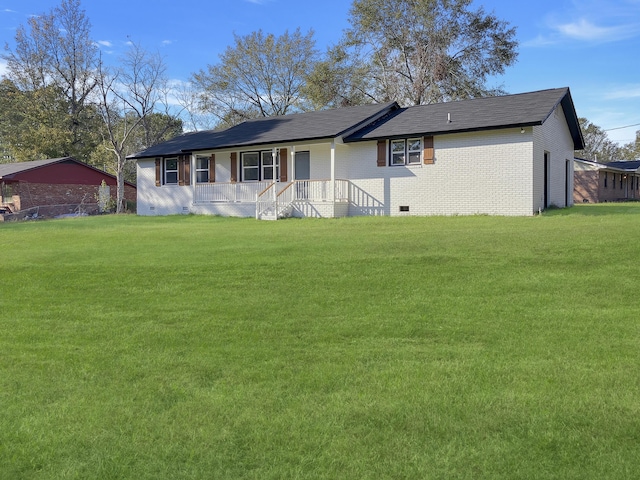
[1,0,639,145]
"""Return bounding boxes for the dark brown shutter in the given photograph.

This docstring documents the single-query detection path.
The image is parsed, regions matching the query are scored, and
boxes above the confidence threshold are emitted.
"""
[423,136,434,165]
[155,158,161,186]
[184,155,190,186]
[230,152,238,182]
[178,155,185,186]
[279,148,288,182]
[209,154,216,183]
[377,140,386,167]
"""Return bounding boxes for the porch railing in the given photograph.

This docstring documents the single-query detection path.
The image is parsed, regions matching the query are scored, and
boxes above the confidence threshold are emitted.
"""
[194,181,271,203]
[277,179,350,203]
[194,179,350,205]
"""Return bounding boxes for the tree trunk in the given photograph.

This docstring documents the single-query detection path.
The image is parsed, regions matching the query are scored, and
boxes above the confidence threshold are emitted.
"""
[116,155,126,213]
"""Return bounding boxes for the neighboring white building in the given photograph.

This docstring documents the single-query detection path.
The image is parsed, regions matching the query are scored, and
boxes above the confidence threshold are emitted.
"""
[131,88,583,219]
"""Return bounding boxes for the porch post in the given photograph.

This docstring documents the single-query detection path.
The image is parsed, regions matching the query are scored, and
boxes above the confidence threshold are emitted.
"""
[291,146,296,182]
[273,147,278,216]
[330,140,336,203]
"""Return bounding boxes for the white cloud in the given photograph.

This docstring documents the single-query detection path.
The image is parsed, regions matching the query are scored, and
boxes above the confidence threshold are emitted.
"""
[603,85,640,100]
[161,40,173,46]
[521,35,559,48]
[0,59,7,78]
[524,1,640,46]
[2,9,18,13]
[553,18,639,42]
[97,40,113,47]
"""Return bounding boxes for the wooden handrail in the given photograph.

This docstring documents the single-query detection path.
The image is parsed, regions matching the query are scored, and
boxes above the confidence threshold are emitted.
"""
[257,182,276,197]
[276,182,295,197]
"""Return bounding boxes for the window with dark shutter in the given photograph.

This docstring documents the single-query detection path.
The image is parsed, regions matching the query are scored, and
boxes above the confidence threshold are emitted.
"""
[377,140,386,167]
[230,152,238,182]
[178,156,186,186]
[423,136,434,164]
[279,148,288,182]
[183,156,190,186]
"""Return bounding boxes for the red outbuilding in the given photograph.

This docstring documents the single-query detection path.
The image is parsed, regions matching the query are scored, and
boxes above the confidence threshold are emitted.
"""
[0,157,136,219]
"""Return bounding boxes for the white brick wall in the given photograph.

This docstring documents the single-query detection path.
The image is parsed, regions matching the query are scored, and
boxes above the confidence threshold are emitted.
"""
[137,159,194,216]
[343,128,535,216]
[532,105,575,211]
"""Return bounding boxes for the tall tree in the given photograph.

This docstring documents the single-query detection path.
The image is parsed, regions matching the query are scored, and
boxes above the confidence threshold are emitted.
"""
[191,29,317,128]
[306,0,518,108]
[0,79,73,160]
[620,130,640,161]
[576,117,621,162]
[2,0,99,160]
[95,42,182,212]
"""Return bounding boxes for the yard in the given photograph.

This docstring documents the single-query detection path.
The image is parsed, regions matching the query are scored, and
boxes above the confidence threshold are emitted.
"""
[1,205,639,479]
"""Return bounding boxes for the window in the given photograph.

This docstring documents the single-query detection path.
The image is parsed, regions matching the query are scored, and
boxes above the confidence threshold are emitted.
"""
[196,156,209,183]
[242,152,260,181]
[390,138,422,166]
[164,158,178,185]
[242,151,279,181]
[261,151,279,181]
[604,172,608,188]
[1,183,13,203]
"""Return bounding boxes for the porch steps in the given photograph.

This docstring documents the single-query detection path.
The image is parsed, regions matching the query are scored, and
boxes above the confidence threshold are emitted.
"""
[256,203,293,221]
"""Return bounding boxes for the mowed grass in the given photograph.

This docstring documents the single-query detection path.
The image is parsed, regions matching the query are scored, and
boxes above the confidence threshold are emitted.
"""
[1,204,639,479]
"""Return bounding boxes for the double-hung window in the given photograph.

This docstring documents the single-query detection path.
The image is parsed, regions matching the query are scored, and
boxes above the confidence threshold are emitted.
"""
[164,158,178,185]
[195,156,209,183]
[390,138,422,166]
[242,151,279,181]
[261,151,279,181]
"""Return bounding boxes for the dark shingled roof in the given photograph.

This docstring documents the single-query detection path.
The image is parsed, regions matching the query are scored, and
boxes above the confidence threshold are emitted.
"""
[129,88,584,159]
[575,158,640,171]
[344,88,584,150]
[129,102,398,159]
[603,160,640,171]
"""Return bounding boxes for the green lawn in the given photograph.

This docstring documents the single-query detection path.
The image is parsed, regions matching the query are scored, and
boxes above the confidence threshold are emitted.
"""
[1,204,639,479]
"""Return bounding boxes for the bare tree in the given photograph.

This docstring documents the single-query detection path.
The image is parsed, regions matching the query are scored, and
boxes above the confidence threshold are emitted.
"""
[173,81,218,132]
[191,28,317,128]
[2,0,99,159]
[95,42,182,212]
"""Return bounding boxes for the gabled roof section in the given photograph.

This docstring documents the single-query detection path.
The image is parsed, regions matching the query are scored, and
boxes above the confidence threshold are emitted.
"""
[0,157,135,186]
[130,102,399,159]
[344,88,584,150]
[0,157,73,178]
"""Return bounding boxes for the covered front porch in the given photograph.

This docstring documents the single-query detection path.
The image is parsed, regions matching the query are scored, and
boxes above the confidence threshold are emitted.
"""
[193,179,350,219]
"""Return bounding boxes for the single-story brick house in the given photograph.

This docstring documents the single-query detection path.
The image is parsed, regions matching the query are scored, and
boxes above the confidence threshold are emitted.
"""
[573,158,640,203]
[0,157,136,218]
[131,87,583,219]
